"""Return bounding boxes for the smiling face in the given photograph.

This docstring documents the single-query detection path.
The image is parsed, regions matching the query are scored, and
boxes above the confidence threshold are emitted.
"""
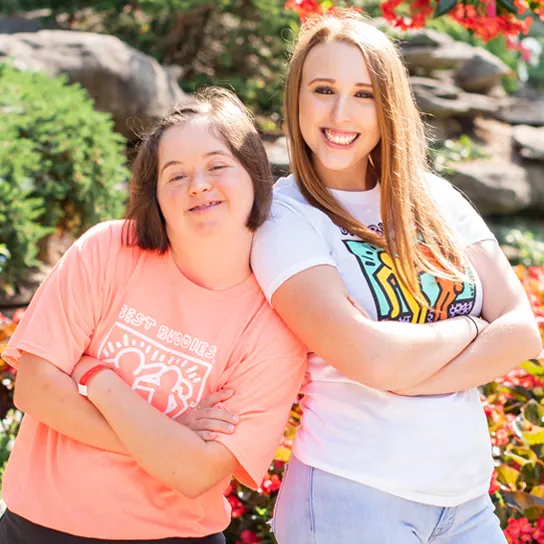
[298,40,381,190]
[157,117,255,243]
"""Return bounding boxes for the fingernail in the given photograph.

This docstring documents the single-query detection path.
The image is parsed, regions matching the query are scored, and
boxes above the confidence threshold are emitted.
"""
[227,424,234,431]
[232,415,239,422]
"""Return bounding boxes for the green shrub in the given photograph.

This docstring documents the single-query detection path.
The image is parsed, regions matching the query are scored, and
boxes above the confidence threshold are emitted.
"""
[429,135,489,174]
[0,63,129,291]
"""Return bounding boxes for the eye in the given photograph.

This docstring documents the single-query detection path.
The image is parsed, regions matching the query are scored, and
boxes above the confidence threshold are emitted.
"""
[356,90,374,99]
[314,86,334,95]
[210,164,227,172]
[169,173,186,182]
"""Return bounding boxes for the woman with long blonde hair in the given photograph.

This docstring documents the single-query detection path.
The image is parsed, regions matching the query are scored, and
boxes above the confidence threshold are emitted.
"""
[249,11,541,543]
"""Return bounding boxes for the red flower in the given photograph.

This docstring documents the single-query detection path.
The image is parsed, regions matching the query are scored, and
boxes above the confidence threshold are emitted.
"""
[285,0,327,21]
[504,517,536,544]
[259,473,282,495]
[489,469,500,494]
[227,495,246,519]
[237,529,262,543]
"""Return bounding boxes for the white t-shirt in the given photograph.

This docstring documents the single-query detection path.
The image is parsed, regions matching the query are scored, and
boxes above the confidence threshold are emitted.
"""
[251,173,497,507]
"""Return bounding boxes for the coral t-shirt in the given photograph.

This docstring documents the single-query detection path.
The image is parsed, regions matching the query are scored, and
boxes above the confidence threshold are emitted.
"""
[2,220,306,540]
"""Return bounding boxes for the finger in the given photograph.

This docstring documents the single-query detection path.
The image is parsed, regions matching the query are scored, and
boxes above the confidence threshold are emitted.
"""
[197,389,235,410]
[198,407,239,424]
[195,430,217,441]
[191,419,236,434]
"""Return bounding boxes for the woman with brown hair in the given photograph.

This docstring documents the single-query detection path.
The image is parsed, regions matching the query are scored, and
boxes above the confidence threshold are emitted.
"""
[0,87,306,544]
[251,11,541,543]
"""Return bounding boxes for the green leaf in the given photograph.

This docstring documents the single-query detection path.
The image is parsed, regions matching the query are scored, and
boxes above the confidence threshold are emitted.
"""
[499,384,534,403]
[433,0,458,18]
[523,400,544,427]
[521,360,544,378]
[523,429,544,446]
[504,449,536,466]
[531,485,544,498]
[497,465,520,486]
[520,462,544,487]
[497,0,518,13]
[503,491,544,514]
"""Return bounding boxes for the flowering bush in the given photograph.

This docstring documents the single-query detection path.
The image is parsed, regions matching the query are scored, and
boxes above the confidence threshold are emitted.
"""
[285,0,544,42]
[0,267,543,542]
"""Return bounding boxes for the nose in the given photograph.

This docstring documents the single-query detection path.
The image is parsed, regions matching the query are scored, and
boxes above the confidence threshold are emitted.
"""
[188,170,212,196]
[331,95,351,125]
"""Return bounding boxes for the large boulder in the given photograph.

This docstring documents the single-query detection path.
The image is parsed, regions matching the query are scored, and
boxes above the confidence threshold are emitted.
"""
[400,29,475,72]
[497,97,544,127]
[447,161,533,215]
[412,85,500,118]
[402,42,475,72]
[512,126,544,161]
[455,48,512,94]
[526,163,544,211]
[0,30,187,138]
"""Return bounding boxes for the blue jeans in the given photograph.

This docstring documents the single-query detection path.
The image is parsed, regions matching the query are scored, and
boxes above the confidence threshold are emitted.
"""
[272,456,506,544]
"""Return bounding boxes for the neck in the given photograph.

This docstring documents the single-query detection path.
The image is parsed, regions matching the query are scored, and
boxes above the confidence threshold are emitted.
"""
[169,229,253,291]
[316,156,376,192]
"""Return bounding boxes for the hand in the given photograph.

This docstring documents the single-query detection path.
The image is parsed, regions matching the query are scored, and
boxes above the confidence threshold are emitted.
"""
[175,389,239,441]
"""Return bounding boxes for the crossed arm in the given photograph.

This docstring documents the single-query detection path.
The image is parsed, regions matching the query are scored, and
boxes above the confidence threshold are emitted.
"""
[271,240,541,393]
[14,353,239,498]
[393,241,542,395]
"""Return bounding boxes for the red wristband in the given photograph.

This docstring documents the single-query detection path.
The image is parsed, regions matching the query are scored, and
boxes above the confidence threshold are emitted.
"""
[77,364,110,397]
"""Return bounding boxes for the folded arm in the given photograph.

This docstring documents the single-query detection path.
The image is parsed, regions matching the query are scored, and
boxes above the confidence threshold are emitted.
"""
[272,265,480,390]
[14,352,127,454]
[393,241,542,396]
[80,363,238,499]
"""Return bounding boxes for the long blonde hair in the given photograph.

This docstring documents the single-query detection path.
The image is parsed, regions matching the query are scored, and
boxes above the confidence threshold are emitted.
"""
[284,11,467,303]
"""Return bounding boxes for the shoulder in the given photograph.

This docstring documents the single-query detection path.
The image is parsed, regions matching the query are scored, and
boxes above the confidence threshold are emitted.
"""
[240,289,307,361]
[69,220,144,290]
[73,219,126,253]
[273,174,303,201]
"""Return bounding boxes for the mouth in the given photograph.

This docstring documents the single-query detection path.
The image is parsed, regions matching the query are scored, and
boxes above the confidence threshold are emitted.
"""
[321,128,360,148]
[188,201,223,213]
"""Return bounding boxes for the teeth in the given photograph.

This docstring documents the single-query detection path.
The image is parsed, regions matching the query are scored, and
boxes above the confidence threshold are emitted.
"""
[192,201,220,211]
[324,129,358,146]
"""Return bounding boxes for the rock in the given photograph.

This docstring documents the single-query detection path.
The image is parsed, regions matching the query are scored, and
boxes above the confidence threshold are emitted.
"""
[497,97,544,126]
[424,117,462,141]
[459,92,501,117]
[0,12,50,34]
[512,126,544,161]
[446,160,533,215]
[526,163,544,210]
[455,48,512,94]
[400,29,455,48]
[263,136,290,178]
[402,42,475,72]
[410,76,460,99]
[0,266,50,309]
[413,87,470,117]
[0,30,187,139]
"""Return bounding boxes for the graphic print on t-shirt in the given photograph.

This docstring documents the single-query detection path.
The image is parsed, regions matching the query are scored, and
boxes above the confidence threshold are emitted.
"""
[344,240,476,323]
[97,305,215,418]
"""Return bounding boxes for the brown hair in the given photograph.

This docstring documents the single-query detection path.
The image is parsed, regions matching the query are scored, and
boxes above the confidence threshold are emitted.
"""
[284,11,467,304]
[124,87,273,252]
